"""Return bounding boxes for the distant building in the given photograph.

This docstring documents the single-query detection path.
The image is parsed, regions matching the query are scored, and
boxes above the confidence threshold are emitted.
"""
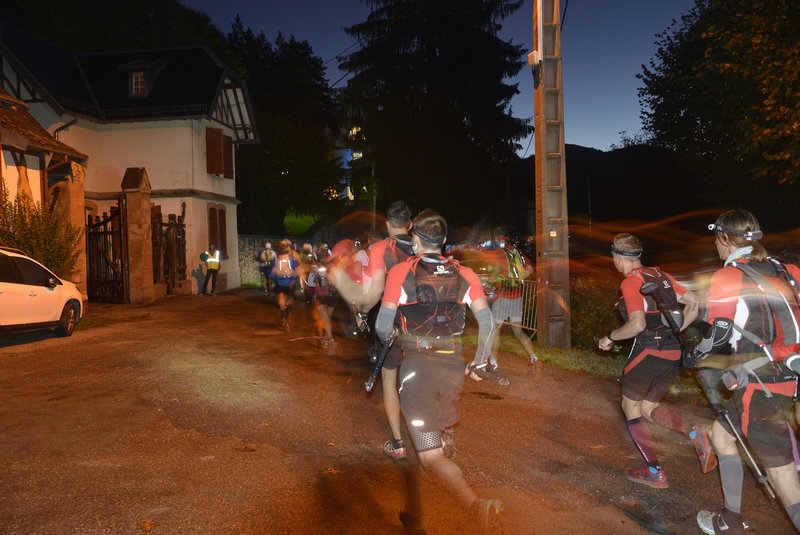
[0,20,258,300]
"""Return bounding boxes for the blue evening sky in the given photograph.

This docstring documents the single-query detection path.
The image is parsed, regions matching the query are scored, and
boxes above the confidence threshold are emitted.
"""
[183,0,696,153]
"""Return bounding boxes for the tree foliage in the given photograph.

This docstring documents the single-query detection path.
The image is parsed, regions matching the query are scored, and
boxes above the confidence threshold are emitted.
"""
[227,20,346,234]
[0,186,83,279]
[340,0,531,226]
[638,0,800,227]
[4,2,347,235]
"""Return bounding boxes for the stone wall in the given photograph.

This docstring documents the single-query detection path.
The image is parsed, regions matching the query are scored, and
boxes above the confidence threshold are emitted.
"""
[238,234,286,285]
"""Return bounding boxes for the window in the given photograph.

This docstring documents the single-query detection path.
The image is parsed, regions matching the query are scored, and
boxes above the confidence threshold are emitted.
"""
[207,205,227,258]
[130,71,146,96]
[0,255,19,283]
[14,258,55,286]
[206,127,234,178]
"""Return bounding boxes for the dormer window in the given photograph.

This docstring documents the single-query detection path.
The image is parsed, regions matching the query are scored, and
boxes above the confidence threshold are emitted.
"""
[119,58,168,99]
[130,71,146,96]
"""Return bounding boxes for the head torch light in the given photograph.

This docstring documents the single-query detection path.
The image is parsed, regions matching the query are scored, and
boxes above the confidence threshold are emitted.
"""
[707,223,763,241]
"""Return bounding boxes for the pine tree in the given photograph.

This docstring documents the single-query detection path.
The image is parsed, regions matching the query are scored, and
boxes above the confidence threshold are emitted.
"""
[340,0,531,226]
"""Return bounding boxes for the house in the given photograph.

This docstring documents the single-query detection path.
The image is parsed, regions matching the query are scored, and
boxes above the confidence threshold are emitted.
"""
[0,20,258,301]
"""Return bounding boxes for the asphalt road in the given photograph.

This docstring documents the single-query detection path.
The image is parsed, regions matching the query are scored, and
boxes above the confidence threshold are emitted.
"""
[0,289,794,534]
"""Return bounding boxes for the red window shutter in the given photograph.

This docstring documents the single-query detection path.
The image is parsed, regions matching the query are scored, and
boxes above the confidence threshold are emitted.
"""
[206,127,223,175]
[208,207,218,247]
[218,208,227,256]
[222,135,233,179]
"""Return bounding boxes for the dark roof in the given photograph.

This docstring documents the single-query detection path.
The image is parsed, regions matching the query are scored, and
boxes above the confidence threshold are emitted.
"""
[0,87,87,161]
[75,48,227,120]
[0,20,249,124]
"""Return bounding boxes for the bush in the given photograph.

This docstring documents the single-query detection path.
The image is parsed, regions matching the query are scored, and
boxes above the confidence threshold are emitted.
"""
[0,185,83,279]
[570,275,623,349]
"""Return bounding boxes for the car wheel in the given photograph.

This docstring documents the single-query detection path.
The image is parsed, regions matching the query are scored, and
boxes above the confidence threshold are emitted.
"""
[56,302,76,337]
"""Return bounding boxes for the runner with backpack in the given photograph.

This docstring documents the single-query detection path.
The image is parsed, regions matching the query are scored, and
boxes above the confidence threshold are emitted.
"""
[695,210,800,534]
[270,239,299,332]
[597,233,716,490]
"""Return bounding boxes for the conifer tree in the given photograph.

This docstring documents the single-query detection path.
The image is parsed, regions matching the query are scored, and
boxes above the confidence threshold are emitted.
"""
[340,0,531,225]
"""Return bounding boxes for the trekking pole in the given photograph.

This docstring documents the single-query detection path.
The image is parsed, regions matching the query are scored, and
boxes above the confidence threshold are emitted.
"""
[365,330,397,393]
[641,283,777,499]
[695,367,777,500]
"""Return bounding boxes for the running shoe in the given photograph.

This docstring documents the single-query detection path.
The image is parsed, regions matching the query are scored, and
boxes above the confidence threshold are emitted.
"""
[625,465,668,489]
[470,498,503,533]
[326,338,337,355]
[692,424,718,473]
[383,439,407,461]
[697,509,751,534]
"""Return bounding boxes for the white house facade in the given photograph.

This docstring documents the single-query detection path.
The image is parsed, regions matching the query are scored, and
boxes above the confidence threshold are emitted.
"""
[0,20,258,297]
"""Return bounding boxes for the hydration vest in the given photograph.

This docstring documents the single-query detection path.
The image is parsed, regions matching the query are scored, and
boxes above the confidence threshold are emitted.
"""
[729,258,800,362]
[384,235,413,271]
[273,253,296,279]
[400,255,467,340]
[619,267,683,335]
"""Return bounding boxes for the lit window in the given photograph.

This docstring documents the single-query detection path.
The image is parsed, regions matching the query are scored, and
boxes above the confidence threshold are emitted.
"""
[131,71,146,96]
[348,126,362,141]
[352,151,363,160]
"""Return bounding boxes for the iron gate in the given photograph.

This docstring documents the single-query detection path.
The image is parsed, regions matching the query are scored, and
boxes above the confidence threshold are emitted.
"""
[152,211,187,293]
[86,199,129,303]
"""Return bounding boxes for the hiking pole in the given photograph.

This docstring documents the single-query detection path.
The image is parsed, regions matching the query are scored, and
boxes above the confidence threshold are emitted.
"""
[365,329,397,393]
[640,283,777,499]
[694,367,777,500]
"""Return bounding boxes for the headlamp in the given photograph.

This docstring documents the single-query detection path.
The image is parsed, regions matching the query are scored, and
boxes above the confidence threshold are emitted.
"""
[611,245,641,257]
[707,223,763,241]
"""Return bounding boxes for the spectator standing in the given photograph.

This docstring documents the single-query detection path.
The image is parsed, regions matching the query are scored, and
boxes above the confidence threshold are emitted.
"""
[201,242,220,296]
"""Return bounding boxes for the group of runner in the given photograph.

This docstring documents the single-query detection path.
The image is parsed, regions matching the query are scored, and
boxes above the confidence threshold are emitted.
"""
[598,209,800,534]
[251,205,800,534]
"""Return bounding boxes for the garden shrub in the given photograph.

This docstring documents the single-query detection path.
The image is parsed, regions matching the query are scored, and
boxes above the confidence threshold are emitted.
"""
[570,274,623,349]
[0,185,83,279]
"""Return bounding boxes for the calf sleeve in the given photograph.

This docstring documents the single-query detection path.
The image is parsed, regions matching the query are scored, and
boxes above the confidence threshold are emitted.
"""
[718,453,743,514]
[787,502,800,530]
[650,406,690,436]
[626,417,658,465]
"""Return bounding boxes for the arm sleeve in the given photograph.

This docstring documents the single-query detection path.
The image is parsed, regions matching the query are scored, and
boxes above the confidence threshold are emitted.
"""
[470,306,495,367]
[375,306,397,343]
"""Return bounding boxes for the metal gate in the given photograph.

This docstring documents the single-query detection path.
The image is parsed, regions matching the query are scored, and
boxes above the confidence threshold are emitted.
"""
[86,199,129,303]
[152,210,187,293]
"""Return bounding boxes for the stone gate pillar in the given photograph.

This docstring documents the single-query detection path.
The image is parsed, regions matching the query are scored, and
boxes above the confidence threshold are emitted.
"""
[121,167,165,304]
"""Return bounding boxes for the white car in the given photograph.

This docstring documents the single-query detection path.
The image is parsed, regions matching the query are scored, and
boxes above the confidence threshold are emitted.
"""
[0,247,85,337]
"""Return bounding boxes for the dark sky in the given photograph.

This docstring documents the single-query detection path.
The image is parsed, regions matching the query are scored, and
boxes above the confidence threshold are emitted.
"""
[183,0,695,152]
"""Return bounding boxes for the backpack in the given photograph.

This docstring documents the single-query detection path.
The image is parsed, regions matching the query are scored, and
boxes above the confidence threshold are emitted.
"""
[730,258,800,362]
[273,254,297,279]
[400,256,466,339]
[620,267,683,334]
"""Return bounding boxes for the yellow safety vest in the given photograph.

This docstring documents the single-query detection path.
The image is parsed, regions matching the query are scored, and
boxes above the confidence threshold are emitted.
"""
[206,250,220,270]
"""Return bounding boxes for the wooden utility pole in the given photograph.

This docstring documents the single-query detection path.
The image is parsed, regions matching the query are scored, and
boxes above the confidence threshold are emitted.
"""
[530,0,571,347]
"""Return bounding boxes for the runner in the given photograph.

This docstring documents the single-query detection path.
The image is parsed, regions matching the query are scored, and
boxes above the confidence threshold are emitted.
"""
[485,228,537,372]
[696,210,800,534]
[270,239,299,332]
[375,209,501,530]
[597,233,715,490]
[366,201,415,460]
